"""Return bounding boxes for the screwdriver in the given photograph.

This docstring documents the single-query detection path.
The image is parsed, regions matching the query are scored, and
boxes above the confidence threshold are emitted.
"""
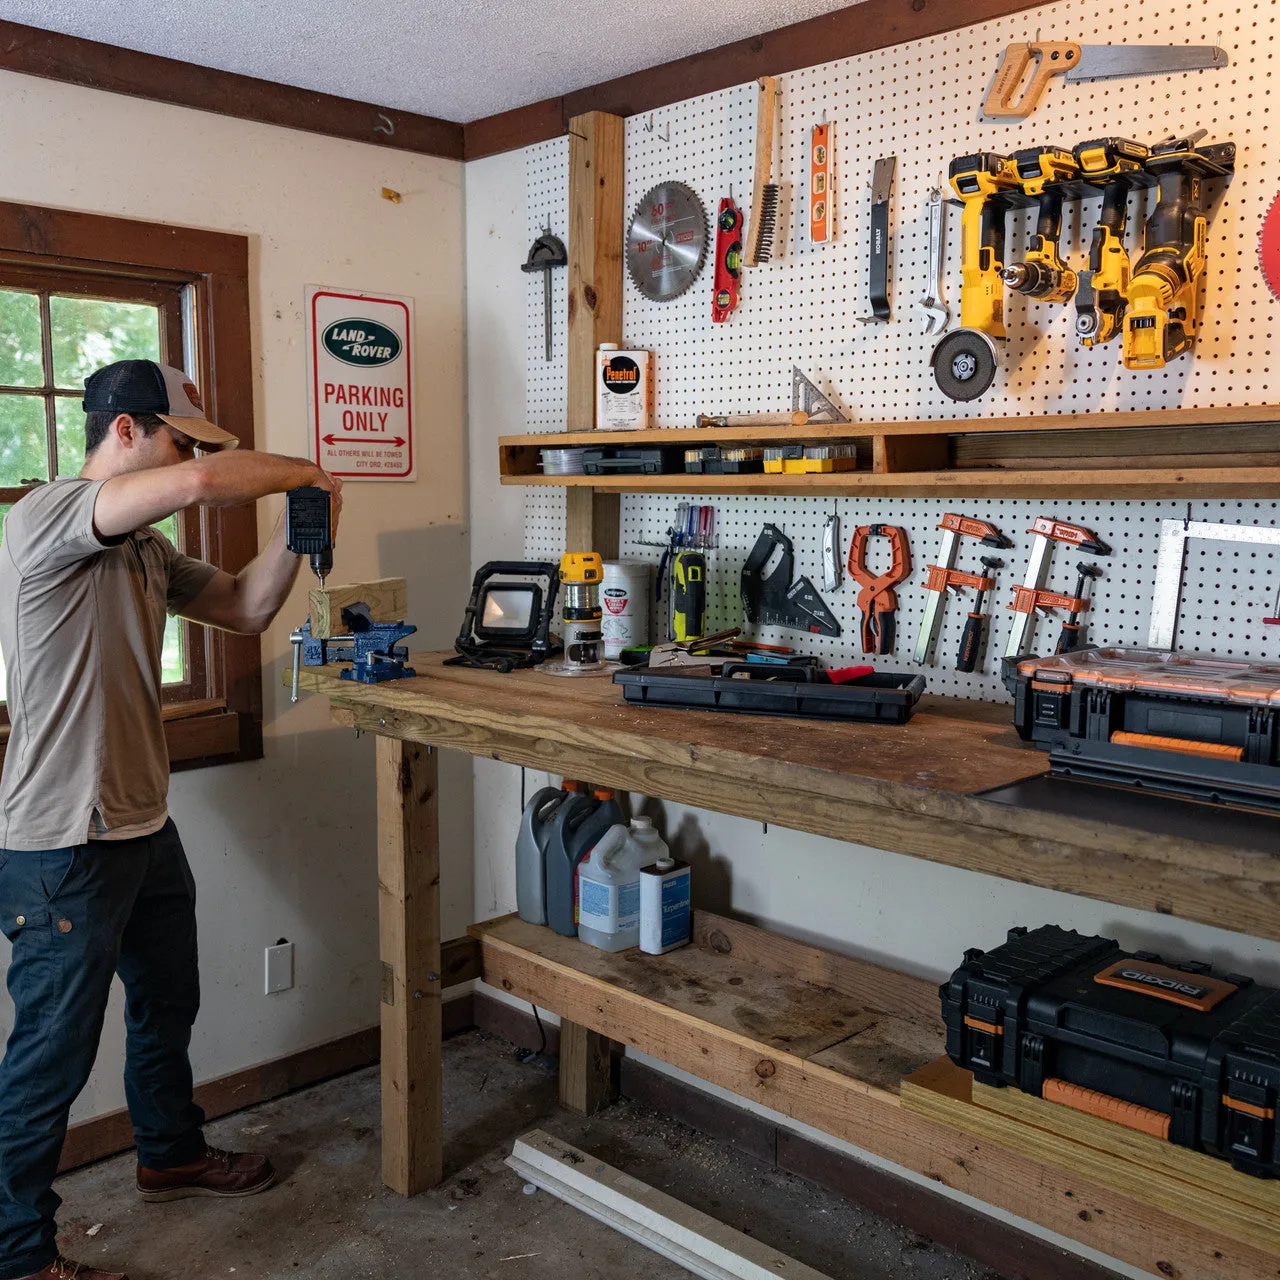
[1055,562,1102,653]
[956,556,1002,673]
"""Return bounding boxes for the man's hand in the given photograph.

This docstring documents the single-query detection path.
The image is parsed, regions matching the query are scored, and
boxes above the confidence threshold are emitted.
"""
[312,471,344,542]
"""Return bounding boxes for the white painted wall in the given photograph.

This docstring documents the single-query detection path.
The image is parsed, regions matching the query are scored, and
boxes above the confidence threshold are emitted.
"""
[461,140,1280,1278]
[0,68,471,1122]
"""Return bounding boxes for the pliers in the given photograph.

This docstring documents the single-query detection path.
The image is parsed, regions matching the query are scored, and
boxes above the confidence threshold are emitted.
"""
[847,524,912,655]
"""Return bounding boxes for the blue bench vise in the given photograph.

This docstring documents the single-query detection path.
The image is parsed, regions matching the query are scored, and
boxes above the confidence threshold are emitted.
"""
[290,603,417,702]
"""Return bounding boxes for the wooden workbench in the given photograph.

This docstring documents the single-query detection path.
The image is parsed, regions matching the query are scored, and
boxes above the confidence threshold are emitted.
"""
[294,652,1280,1280]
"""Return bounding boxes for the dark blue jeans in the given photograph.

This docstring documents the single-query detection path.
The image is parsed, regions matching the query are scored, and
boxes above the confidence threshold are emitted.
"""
[0,819,207,1278]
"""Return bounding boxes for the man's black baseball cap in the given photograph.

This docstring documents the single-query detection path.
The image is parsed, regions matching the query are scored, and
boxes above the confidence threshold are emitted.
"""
[82,360,238,451]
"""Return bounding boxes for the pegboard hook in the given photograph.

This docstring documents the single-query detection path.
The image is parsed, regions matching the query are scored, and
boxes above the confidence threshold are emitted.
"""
[643,113,670,143]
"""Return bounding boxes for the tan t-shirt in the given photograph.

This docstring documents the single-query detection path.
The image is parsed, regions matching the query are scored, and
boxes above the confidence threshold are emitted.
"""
[0,478,217,850]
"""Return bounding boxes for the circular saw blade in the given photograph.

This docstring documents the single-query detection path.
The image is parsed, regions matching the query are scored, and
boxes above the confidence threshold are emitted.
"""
[1260,192,1280,302]
[626,181,708,302]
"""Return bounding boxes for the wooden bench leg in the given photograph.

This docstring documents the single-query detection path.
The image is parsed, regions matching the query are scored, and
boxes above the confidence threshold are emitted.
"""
[376,736,442,1193]
[558,1019,619,1115]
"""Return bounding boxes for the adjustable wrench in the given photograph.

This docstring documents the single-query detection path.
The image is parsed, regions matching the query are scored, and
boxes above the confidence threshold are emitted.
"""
[918,183,950,334]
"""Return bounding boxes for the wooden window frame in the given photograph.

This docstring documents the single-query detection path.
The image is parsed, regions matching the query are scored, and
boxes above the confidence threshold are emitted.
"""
[0,200,262,773]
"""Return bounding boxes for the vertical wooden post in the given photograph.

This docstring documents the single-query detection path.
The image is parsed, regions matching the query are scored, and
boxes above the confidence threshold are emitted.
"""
[376,735,442,1194]
[558,1020,619,1115]
[560,110,625,1108]
[565,109,624,558]
[567,110,624,428]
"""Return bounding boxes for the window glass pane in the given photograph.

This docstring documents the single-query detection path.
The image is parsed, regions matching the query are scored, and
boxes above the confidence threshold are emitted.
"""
[49,297,161,390]
[153,513,185,686]
[0,393,48,486]
[0,503,9,702]
[54,396,85,478]
[0,290,43,388]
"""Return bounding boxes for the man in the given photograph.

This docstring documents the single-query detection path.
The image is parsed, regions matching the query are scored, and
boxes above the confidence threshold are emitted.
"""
[0,359,343,1280]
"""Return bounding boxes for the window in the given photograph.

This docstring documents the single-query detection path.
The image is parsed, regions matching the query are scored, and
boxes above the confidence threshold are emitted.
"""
[0,201,262,770]
[0,280,192,701]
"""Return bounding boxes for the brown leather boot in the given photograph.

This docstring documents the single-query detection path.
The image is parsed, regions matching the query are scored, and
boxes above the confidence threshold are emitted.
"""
[135,1145,276,1202]
[18,1258,127,1279]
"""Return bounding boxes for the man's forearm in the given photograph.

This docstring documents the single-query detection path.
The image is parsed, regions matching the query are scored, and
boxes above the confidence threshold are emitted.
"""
[192,451,324,507]
[230,515,306,633]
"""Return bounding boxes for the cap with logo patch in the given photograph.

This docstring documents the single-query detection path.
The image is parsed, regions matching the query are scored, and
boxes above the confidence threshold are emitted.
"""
[82,360,239,451]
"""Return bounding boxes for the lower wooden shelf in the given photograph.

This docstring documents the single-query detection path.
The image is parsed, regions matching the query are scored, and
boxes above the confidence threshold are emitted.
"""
[471,911,1280,1280]
[902,1057,1280,1258]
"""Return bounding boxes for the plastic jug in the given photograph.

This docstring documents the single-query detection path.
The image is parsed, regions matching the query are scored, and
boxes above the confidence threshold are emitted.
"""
[515,786,569,925]
[544,783,600,936]
[577,816,664,952]
[570,788,625,927]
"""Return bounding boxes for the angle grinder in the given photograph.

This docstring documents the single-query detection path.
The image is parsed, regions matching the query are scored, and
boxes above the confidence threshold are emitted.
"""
[540,552,619,677]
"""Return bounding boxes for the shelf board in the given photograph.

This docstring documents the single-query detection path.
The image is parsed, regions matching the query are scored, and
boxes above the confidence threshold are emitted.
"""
[501,404,1280,447]
[500,466,1280,499]
[472,910,1274,1280]
[498,407,1280,497]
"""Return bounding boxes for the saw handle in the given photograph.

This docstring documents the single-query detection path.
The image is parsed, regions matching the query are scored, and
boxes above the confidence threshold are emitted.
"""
[984,41,1083,119]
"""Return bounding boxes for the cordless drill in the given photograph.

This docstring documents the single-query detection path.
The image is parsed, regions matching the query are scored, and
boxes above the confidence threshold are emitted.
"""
[1122,132,1235,370]
[1071,137,1152,347]
[1001,145,1081,304]
[286,486,333,585]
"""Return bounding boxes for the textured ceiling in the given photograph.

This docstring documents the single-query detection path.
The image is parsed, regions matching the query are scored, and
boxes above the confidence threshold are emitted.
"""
[3,0,863,122]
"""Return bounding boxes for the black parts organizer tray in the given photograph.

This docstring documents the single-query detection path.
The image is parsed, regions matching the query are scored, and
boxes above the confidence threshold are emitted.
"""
[614,663,925,723]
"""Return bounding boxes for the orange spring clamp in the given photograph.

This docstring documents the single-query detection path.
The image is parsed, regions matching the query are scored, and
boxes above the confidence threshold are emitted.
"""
[848,524,912,654]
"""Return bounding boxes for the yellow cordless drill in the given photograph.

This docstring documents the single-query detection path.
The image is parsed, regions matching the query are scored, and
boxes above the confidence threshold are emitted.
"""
[1071,137,1152,347]
[930,152,1023,401]
[1001,146,1081,305]
[1122,132,1235,370]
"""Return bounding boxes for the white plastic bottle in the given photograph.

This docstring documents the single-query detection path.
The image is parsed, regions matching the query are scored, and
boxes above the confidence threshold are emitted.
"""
[576,818,664,952]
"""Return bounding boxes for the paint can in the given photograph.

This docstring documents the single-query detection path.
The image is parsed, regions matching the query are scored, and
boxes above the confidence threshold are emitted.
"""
[601,560,650,659]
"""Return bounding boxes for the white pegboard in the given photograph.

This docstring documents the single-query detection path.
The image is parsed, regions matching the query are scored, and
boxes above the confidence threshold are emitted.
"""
[523,0,1280,699]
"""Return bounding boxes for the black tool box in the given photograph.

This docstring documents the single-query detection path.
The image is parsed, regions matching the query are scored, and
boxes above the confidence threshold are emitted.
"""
[941,924,1280,1177]
[614,663,924,723]
[1002,647,1280,811]
[582,446,680,476]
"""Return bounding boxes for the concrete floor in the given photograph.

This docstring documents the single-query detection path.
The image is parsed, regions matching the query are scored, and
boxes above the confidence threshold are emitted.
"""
[51,1029,1005,1280]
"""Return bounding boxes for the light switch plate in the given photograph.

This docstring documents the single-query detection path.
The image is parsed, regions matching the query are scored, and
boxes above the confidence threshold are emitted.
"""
[265,941,294,995]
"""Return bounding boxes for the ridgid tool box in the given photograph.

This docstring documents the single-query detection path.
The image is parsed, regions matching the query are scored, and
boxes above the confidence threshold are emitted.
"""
[941,925,1280,1178]
[1002,647,1280,811]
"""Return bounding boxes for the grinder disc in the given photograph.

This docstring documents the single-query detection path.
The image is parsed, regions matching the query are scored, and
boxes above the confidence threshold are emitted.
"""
[1260,193,1280,301]
[931,328,998,401]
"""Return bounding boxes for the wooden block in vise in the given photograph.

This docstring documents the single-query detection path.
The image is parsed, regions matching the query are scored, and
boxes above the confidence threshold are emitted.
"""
[308,577,407,639]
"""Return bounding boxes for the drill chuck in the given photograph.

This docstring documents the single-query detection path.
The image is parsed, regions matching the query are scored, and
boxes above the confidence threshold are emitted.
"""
[1002,260,1073,298]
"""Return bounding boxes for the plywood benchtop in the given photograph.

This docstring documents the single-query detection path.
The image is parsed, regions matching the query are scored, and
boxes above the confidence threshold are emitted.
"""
[292,654,1280,942]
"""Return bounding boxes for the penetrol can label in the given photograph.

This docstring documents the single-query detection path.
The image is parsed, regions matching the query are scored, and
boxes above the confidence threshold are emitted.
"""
[639,860,690,954]
[596,345,653,430]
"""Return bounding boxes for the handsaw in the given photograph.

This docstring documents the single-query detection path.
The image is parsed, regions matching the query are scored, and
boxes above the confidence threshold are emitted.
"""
[985,40,1228,119]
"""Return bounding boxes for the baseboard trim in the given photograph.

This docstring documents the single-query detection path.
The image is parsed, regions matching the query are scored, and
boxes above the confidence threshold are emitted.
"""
[472,994,1120,1280]
[58,992,476,1173]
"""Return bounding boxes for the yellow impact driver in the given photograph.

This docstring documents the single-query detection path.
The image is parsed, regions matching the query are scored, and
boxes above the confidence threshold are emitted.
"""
[1002,145,1081,305]
[1072,137,1152,347]
[1123,133,1235,370]
[931,152,1022,401]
